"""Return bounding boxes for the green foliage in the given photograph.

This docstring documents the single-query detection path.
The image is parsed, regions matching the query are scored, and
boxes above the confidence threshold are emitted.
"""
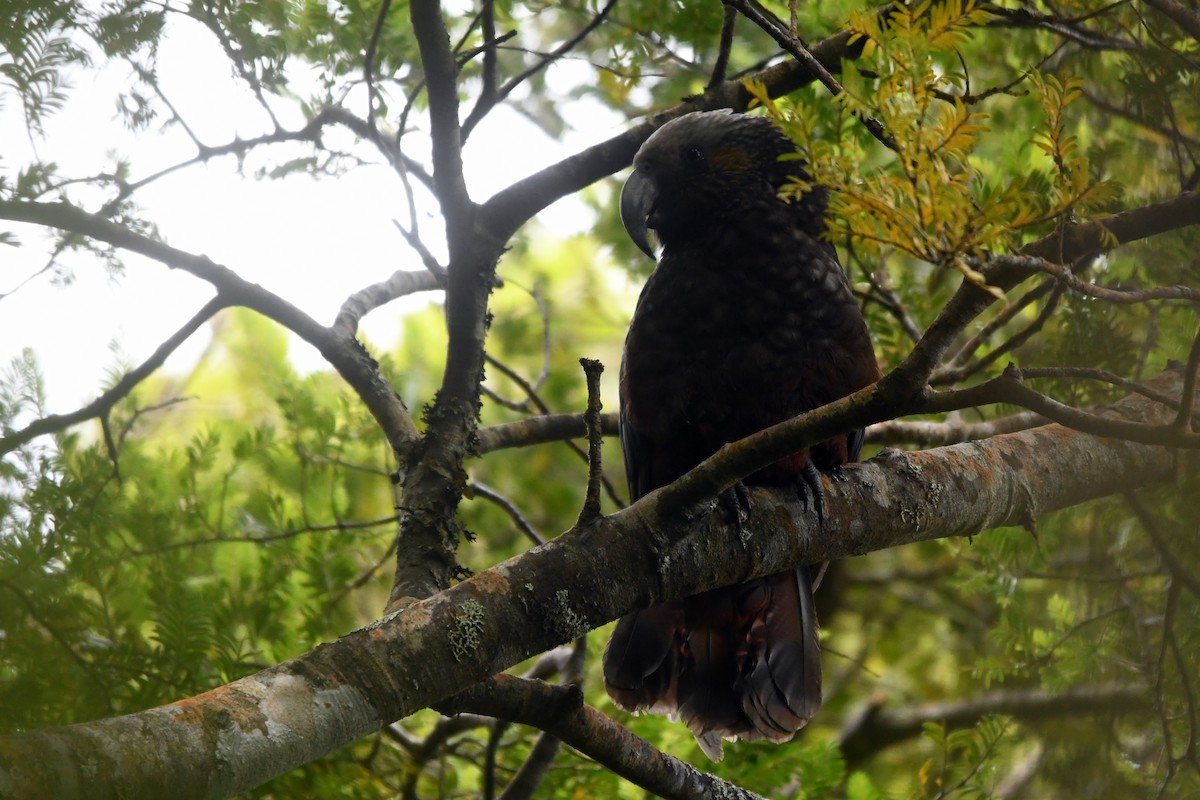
[755,0,1121,294]
[918,716,1014,799]
[0,313,399,730]
[3,0,1199,798]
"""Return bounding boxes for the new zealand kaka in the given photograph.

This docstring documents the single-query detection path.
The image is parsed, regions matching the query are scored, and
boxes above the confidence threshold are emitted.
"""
[603,110,881,760]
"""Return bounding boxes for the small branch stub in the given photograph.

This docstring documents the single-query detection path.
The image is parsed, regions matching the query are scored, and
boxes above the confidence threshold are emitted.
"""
[577,358,606,525]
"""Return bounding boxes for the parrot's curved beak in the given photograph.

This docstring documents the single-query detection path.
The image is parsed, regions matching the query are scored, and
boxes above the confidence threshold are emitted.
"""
[620,167,658,260]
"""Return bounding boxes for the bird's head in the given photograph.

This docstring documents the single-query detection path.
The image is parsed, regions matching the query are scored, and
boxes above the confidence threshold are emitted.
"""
[620,110,814,259]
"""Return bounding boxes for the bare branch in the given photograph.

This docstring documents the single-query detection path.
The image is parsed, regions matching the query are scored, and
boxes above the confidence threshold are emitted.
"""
[933,282,1065,385]
[924,365,1200,449]
[707,5,738,91]
[943,278,1056,371]
[0,199,420,451]
[461,0,619,139]
[333,269,444,336]
[1,296,228,456]
[475,412,619,454]
[480,353,624,507]
[446,676,768,800]
[470,481,545,546]
[987,6,1143,51]
[995,253,1200,306]
[1020,366,1184,410]
[865,411,1049,447]
[838,684,1149,765]
[363,0,394,139]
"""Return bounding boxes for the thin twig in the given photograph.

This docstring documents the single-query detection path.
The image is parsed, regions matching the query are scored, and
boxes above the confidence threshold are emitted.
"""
[707,5,738,92]
[725,0,898,152]
[1174,326,1200,430]
[461,0,618,139]
[470,482,544,546]
[363,0,394,139]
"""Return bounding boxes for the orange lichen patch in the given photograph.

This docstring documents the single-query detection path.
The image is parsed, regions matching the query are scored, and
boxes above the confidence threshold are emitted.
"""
[384,601,433,637]
[170,683,269,737]
[470,568,511,596]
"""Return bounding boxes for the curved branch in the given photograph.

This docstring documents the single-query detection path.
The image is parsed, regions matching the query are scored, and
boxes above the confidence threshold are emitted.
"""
[447,676,767,800]
[332,269,444,336]
[1,296,228,455]
[924,366,1200,449]
[0,199,420,451]
[864,411,1049,447]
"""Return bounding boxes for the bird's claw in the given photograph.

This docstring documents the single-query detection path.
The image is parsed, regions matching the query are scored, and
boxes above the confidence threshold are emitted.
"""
[720,481,752,545]
[799,461,827,524]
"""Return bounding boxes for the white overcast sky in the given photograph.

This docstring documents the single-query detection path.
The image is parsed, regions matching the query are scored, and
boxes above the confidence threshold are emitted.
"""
[1,12,622,412]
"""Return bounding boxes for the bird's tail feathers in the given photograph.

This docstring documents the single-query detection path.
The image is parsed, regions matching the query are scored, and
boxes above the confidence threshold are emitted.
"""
[602,568,822,761]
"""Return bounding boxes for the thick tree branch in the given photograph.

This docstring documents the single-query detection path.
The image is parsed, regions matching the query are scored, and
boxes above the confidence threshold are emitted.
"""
[1020,191,1200,262]
[1,370,1191,800]
[393,0,512,603]
[1143,0,1200,45]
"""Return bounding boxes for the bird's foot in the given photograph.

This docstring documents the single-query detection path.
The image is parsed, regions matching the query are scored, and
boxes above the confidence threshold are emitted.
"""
[720,481,752,545]
[799,461,827,524]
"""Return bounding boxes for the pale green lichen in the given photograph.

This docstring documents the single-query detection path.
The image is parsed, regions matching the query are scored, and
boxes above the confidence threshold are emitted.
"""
[551,589,589,641]
[448,598,486,662]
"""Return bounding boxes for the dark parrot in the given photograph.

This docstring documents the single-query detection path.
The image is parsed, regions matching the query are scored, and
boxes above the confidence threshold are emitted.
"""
[603,110,881,760]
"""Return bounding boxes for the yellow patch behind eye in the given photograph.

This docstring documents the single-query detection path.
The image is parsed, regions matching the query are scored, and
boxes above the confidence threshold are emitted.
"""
[710,145,751,173]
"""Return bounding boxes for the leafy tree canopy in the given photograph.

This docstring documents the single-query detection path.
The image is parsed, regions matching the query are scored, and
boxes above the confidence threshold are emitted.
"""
[1,0,1199,798]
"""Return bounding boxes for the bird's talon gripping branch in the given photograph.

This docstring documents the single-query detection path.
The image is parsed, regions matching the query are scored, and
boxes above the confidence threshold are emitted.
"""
[719,481,753,545]
[799,460,827,523]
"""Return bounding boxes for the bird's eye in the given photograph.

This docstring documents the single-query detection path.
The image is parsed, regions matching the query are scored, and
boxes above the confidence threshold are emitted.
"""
[684,146,703,162]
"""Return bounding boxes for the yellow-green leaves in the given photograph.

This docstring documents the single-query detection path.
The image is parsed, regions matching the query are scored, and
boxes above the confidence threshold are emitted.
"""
[756,0,1119,294]
[1029,72,1122,220]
